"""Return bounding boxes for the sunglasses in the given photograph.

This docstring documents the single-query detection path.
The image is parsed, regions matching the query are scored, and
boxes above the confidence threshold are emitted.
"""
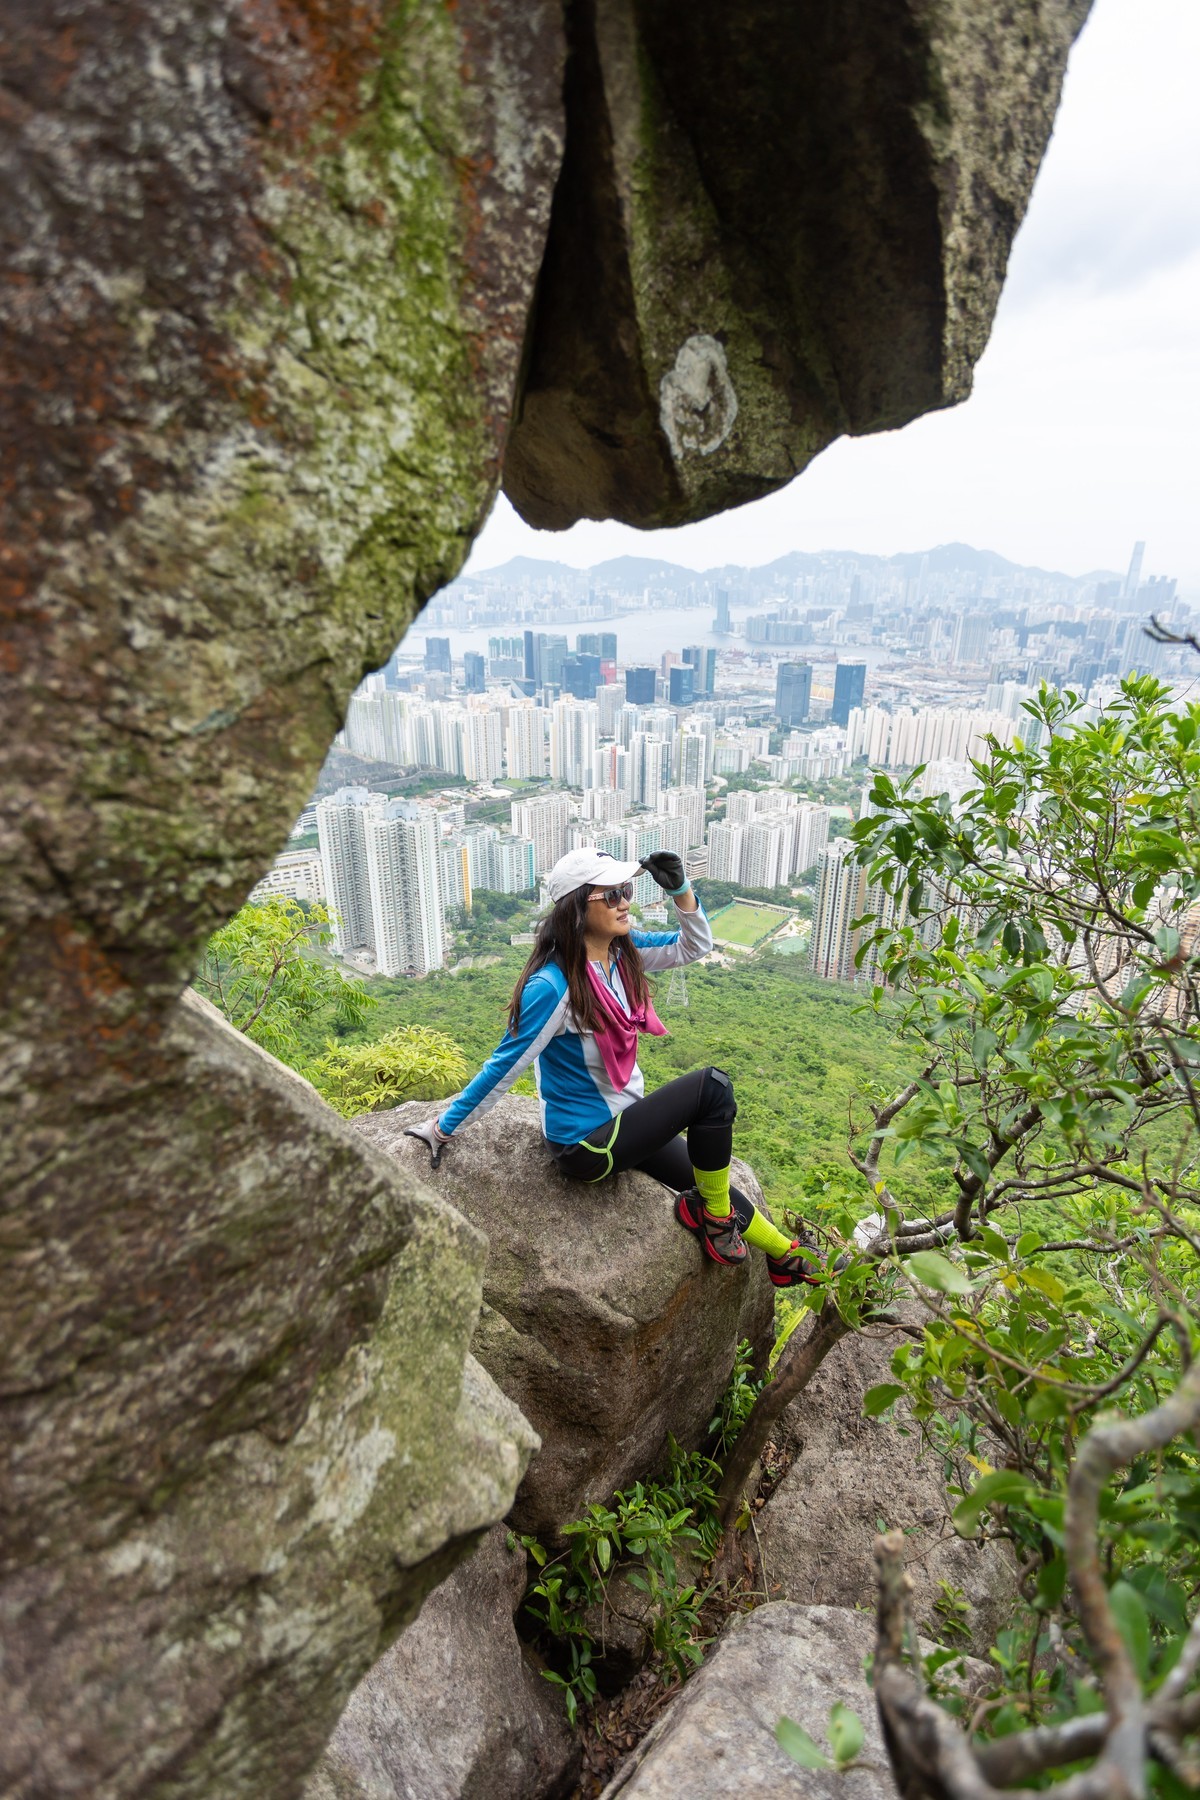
[588,882,634,906]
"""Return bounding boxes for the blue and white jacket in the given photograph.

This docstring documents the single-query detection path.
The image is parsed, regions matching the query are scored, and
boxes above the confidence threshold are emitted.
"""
[438,901,714,1146]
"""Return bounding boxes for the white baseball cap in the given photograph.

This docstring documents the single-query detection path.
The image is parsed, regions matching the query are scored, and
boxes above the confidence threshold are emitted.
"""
[546,848,645,903]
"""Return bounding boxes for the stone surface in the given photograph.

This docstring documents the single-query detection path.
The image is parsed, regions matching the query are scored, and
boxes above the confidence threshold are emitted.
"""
[601,1603,988,1798]
[2,10,561,1793]
[1,994,537,1799]
[757,1325,1017,1656]
[305,1524,577,1800]
[603,1604,891,1798]
[504,0,1092,529]
[356,1097,776,1541]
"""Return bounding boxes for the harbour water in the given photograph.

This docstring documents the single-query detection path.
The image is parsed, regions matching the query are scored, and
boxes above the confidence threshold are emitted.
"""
[396,605,903,672]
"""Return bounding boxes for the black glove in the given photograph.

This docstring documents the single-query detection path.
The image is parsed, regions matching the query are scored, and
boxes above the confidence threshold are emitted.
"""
[639,851,688,895]
[404,1119,451,1169]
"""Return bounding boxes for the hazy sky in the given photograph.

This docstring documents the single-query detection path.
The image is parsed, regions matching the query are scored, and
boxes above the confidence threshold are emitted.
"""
[465,0,1199,594]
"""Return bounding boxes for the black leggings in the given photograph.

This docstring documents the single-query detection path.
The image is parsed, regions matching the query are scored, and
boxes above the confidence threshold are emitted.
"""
[550,1067,737,1192]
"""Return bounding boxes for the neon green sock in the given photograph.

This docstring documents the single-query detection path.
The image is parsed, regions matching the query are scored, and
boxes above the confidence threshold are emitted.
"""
[741,1207,795,1259]
[691,1165,731,1217]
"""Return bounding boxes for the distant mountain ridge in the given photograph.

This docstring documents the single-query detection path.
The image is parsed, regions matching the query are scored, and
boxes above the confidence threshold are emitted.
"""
[465,542,1114,591]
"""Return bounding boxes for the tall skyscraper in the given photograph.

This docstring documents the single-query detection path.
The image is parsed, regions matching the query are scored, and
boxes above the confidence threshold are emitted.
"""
[424,637,452,674]
[577,631,618,661]
[1123,540,1146,599]
[365,805,446,977]
[950,614,990,667]
[316,787,382,956]
[668,664,695,707]
[714,589,731,634]
[562,652,602,699]
[625,666,657,706]
[831,662,867,727]
[463,651,486,693]
[775,661,813,726]
[683,645,717,696]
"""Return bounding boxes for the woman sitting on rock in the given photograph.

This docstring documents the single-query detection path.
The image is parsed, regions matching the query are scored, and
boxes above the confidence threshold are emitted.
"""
[406,848,819,1287]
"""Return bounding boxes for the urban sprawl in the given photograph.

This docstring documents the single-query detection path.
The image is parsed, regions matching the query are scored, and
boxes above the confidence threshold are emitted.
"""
[255,540,1189,984]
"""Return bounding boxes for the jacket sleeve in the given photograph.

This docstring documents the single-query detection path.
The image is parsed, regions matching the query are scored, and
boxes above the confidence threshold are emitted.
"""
[631,898,714,970]
[437,969,568,1134]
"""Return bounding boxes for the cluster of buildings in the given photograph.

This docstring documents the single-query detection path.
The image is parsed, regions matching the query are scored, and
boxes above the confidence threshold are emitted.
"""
[249,539,1194,985]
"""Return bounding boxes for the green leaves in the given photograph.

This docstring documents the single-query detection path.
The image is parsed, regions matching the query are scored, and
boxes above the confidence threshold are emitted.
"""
[863,1383,906,1417]
[776,1704,865,1773]
[952,1472,1036,1539]
[905,1251,972,1296]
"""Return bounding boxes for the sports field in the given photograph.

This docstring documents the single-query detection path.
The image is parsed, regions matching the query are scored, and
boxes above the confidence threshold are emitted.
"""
[708,901,791,947]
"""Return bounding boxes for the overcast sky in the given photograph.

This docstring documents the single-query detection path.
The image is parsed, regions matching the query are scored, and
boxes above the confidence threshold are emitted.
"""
[465,0,1199,595]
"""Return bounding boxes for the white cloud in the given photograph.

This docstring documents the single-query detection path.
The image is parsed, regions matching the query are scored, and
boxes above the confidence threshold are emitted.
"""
[466,0,1200,595]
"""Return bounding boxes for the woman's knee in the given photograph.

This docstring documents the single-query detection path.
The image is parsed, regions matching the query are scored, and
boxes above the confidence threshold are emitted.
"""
[700,1065,737,1124]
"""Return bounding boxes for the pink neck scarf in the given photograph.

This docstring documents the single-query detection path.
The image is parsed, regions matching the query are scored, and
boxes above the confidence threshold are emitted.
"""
[585,960,667,1091]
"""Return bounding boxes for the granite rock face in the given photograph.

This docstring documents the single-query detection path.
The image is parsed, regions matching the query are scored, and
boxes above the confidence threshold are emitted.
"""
[600,1603,988,1799]
[2,10,562,1794]
[757,1325,1018,1656]
[602,1604,894,1799]
[356,1097,775,1541]
[505,0,1092,529]
[2,994,538,1798]
[305,1525,577,1800]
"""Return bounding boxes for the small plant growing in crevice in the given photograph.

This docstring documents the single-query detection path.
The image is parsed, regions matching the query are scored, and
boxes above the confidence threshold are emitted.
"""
[514,1340,770,1726]
[515,1438,719,1724]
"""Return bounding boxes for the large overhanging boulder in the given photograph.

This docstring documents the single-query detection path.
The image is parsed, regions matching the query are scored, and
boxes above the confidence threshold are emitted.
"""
[505,0,1093,528]
[1,1,1089,1794]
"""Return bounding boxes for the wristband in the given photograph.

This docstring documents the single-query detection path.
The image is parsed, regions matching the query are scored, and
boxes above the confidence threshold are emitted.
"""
[668,880,691,897]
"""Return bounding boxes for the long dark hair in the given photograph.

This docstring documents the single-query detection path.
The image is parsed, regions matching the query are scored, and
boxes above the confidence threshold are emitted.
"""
[509,887,649,1033]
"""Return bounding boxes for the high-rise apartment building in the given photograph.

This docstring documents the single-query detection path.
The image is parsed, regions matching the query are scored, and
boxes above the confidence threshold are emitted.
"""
[593,742,631,799]
[809,841,869,981]
[511,792,573,875]
[665,785,705,849]
[831,663,867,727]
[250,850,326,906]
[707,820,742,882]
[504,705,548,779]
[630,733,671,808]
[623,815,688,906]
[365,805,446,977]
[316,786,382,955]
[549,699,599,788]
[596,683,626,737]
[460,709,504,782]
[440,839,472,912]
[674,726,709,791]
[775,661,813,726]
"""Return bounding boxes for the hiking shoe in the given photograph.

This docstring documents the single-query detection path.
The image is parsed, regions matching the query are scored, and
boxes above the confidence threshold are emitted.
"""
[765,1240,823,1288]
[674,1188,748,1265]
